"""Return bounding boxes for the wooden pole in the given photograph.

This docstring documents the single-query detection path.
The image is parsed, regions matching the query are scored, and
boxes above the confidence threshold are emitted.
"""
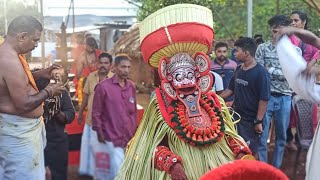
[276,0,280,14]
[4,0,8,34]
[40,0,46,68]
[247,0,253,37]
[72,0,75,33]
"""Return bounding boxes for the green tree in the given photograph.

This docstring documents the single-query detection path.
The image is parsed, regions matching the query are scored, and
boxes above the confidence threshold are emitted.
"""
[0,1,40,35]
[254,0,320,41]
[132,0,320,41]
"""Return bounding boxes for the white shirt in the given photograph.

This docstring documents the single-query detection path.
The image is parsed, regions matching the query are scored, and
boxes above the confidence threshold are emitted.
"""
[210,71,224,92]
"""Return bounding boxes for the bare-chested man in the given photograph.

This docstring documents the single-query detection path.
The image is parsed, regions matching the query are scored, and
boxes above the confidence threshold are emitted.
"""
[75,36,100,106]
[0,16,65,179]
[76,36,100,79]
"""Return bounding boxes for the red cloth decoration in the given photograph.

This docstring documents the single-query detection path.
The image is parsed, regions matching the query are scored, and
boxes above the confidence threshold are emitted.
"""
[154,146,182,174]
[199,160,289,180]
[227,136,252,156]
[140,22,214,65]
[155,89,226,146]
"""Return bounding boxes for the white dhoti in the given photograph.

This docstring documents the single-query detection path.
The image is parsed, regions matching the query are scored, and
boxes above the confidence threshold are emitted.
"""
[0,113,46,180]
[277,36,320,180]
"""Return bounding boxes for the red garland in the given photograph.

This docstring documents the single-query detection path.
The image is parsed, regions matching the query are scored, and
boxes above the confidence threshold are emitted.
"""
[154,146,183,174]
[169,93,225,146]
[155,89,226,146]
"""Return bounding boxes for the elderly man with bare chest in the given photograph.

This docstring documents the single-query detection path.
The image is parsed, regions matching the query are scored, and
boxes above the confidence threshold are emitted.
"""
[0,16,64,180]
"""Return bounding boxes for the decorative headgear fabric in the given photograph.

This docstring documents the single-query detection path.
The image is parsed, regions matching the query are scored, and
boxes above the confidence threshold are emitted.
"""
[199,160,289,180]
[139,4,215,68]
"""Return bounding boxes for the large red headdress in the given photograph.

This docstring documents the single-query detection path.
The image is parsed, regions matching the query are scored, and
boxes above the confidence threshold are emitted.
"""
[140,4,215,99]
[140,5,225,147]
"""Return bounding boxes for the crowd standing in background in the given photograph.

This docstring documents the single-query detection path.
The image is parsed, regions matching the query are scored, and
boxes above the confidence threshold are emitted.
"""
[77,53,113,177]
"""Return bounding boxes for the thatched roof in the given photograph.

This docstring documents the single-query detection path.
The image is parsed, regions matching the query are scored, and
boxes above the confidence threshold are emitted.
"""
[111,23,142,60]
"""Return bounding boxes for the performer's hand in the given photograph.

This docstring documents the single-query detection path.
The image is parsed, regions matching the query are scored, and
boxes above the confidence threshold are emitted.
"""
[46,82,65,97]
[254,123,263,134]
[236,152,246,160]
[97,131,106,143]
[170,163,187,180]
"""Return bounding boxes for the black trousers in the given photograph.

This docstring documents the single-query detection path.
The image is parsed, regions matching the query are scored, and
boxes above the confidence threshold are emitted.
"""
[45,135,69,180]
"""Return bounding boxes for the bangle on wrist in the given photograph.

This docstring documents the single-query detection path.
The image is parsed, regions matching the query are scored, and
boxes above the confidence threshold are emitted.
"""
[45,86,53,97]
[43,89,50,98]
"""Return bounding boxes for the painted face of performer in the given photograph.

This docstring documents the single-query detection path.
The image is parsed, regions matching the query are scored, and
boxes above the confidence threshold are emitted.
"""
[171,67,196,88]
[167,53,197,93]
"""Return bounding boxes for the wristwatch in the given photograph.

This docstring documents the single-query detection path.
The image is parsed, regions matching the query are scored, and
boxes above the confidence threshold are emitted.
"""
[253,118,263,125]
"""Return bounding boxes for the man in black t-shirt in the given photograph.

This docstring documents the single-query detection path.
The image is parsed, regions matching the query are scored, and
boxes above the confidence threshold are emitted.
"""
[35,69,75,180]
[221,37,270,158]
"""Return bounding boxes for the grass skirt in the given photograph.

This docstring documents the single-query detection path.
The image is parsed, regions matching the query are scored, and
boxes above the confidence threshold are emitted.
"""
[116,96,246,180]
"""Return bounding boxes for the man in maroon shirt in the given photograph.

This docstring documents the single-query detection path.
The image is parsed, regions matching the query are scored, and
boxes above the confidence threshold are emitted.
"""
[92,54,137,178]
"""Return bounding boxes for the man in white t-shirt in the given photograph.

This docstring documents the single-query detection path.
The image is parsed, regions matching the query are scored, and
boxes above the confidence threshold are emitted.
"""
[210,71,224,94]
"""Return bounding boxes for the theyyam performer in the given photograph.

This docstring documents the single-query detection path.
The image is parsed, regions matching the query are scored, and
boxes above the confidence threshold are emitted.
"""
[116,4,252,180]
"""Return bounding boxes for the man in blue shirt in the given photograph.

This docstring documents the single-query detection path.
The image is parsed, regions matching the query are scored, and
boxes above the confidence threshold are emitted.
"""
[210,42,237,104]
[221,37,271,158]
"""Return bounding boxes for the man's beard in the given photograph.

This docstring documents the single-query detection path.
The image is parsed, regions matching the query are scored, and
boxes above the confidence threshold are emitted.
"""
[217,56,227,61]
